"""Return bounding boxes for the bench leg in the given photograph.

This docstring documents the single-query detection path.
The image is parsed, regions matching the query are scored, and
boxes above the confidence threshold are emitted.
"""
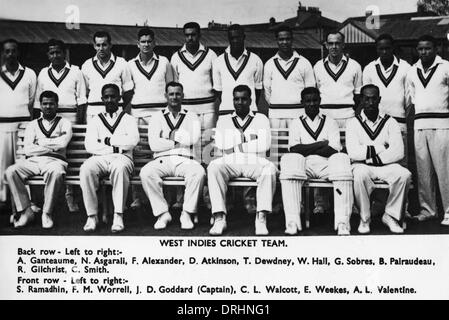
[304,187,311,229]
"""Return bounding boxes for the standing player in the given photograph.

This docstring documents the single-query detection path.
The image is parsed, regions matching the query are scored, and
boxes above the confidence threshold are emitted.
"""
[34,39,87,212]
[171,22,217,137]
[128,27,175,209]
[213,24,263,116]
[346,84,411,234]
[6,91,72,229]
[264,26,315,128]
[314,31,362,128]
[280,87,353,236]
[81,31,133,123]
[208,85,277,236]
[0,39,36,207]
[406,35,449,225]
[80,84,139,233]
[363,34,411,166]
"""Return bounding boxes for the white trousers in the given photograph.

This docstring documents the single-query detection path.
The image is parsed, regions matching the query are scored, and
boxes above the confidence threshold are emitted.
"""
[414,129,449,218]
[80,154,134,216]
[281,155,353,230]
[0,131,17,202]
[207,153,277,214]
[140,156,206,217]
[352,163,411,222]
[5,157,66,214]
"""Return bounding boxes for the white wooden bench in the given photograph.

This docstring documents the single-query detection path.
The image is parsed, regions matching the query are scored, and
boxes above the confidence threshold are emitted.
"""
[14,124,395,229]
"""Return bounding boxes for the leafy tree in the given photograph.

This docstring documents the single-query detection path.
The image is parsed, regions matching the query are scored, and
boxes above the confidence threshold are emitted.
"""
[417,0,449,15]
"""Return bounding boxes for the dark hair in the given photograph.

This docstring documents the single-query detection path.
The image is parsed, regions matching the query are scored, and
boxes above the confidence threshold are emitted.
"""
[228,24,244,37]
[39,90,59,104]
[183,22,201,34]
[360,84,380,96]
[233,84,251,97]
[1,38,19,50]
[165,81,184,92]
[375,33,394,45]
[47,39,66,51]
[275,25,293,38]
[417,34,437,47]
[138,27,155,40]
[326,30,345,43]
[93,31,111,44]
[301,87,320,100]
[101,83,120,96]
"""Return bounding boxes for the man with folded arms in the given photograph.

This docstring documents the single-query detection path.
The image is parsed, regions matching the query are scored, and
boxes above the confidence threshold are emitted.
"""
[5,90,72,229]
[80,84,139,233]
[346,84,412,234]
[280,87,353,236]
[208,85,277,236]
[139,82,205,230]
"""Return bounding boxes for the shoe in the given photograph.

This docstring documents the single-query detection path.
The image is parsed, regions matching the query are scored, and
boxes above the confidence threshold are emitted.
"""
[14,207,35,228]
[66,196,79,213]
[285,221,298,235]
[83,215,99,232]
[41,212,54,229]
[111,213,124,233]
[180,211,194,230]
[382,214,404,234]
[313,205,325,214]
[441,217,449,226]
[413,213,435,222]
[244,199,257,215]
[209,216,227,236]
[337,223,350,236]
[30,203,42,214]
[255,212,269,236]
[358,221,370,234]
[193,214,199,224]
[130,198,142,210]
[154,212,172,230]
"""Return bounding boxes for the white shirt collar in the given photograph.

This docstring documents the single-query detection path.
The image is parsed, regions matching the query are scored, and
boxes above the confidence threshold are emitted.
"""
[135,52,159,63]
[375,56,400,68]
[231,110,255,120]
[93,53,116,63]
[301,111,325,122]
[180,43,206,54]
[416,55,444,71]
[163,107,187,115]
[225,46,249,59]
[49,61,70,71]
[103,111,120,119]
[360,110,387,124]
[324,54,348,65]
[274,50,301,62]
[1,63,25,73]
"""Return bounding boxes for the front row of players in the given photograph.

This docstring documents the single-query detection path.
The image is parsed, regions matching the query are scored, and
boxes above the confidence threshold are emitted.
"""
[6,82,411,235]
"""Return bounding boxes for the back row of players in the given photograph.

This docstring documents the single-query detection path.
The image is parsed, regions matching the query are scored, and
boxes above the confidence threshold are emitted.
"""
[1,23,448,234]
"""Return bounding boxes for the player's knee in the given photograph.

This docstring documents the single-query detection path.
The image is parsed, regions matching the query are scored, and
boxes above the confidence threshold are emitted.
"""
[279,153,306,180]
[352,166,370,182]
[4,165,17,180]
[328,153,352,181]
[207,162,222,177]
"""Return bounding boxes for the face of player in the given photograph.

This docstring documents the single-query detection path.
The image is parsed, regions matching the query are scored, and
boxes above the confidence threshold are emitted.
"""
[361,87,381,121]
[47,45,65,68]
[276,31,293,54]
[94,36,112,60]
[184,27,200,51]
[233,90,251,119]
[101,87,120,114]
[302,92,321,120]
[2,42,19,65]
[417,40,437,66]
[376,39,394,64]
[165,85,184,111]
[138,34,155,55]
[41,97,58,121]
[326,33,344,59]
[228,29,245,53]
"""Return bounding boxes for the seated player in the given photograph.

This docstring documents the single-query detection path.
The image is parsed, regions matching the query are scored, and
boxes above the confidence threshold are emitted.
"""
[139,82,206,230]
[5,90,72,228]
[279,87,353,236]
[80,83,139,233]
[208,85,277,236]
[346,84,412,234]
